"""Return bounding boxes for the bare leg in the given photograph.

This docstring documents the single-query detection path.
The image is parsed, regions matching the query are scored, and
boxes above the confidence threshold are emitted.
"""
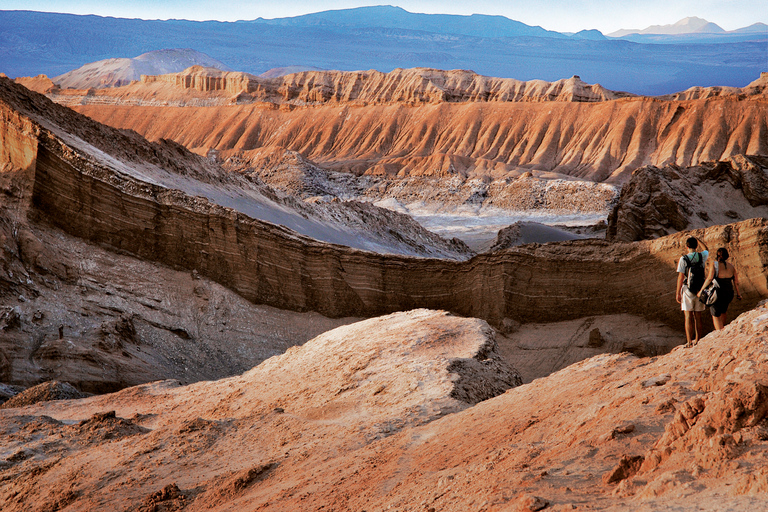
[693,311,704,344]
[684,310,695,346]
[713,315,725,330]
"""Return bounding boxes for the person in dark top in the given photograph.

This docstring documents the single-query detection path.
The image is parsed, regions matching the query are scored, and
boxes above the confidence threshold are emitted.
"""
[698,247,742,330]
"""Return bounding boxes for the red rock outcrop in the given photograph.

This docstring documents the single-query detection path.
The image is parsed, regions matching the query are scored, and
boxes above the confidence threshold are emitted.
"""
[1,301,767,511]
[9,75,57,95]
[72,91,768,183]
[16,65,766,183]
[658,71,768,101]
[607,155,768,241]
[141,66,257,95]
[58,66,634,106]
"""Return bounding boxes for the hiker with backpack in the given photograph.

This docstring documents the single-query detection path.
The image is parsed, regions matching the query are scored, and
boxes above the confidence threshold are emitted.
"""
[675,236,709,347]
[697,247,742,331]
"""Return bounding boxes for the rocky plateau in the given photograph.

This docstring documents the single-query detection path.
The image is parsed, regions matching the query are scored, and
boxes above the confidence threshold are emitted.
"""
[20,67,766,184]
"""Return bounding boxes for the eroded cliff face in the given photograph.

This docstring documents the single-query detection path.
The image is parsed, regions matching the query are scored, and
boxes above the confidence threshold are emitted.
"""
[47,67,633,107]
[4,76,768,333]
[23,107,768,330]
[607,155,768,241]
[17,66,767,183]
[658,71,768,101]
[73,93,768,183]
[141,66,256,95]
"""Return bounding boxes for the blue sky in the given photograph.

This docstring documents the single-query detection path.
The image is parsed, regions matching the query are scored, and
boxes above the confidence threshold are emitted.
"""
[0,0,764,33]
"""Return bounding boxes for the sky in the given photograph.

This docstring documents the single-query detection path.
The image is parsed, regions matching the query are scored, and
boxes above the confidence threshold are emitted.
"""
[0,0,764,33]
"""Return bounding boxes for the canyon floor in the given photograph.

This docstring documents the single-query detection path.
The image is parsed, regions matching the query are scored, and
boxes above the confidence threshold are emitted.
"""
[1,67,767,511]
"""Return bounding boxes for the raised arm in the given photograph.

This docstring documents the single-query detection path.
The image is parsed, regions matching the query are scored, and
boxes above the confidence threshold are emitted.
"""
[697,237,709,253]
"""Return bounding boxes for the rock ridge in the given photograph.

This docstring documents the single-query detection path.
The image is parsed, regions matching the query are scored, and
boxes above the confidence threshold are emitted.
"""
[72,92,768,183]
[64,66,634,106]
[607,155,768,241]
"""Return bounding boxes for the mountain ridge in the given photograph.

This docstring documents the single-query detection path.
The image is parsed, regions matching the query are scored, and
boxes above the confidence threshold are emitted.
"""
[1,9,764,95]
[65,72,768,183]
[608,16,726,37]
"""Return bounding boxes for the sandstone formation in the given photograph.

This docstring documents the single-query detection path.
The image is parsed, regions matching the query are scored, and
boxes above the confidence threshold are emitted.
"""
[658,71,768,101]
[45,66,634,106]
[607,155,768,241]
[141,66,257,95]
[1,302,766,511]
[144,66,633,104]
[3,77,767,335]
[0,215,357,392]
[1,76,470,260]
[10,75,57,95]
[71,84,768,183]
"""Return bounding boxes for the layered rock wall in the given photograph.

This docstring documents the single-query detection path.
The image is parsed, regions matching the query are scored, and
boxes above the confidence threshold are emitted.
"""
[0,103,38,212]
[136,67,630,105]
[5,75,766,330]
[30,129,768,329]
[141,67,255,95]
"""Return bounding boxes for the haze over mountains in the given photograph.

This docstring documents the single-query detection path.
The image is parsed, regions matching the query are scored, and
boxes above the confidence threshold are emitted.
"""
[2,6,766,95]
[607,15,767,37]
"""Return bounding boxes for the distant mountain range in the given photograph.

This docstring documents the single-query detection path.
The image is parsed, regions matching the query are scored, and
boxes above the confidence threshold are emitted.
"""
[1,6,765,95]
[608,16,766,36]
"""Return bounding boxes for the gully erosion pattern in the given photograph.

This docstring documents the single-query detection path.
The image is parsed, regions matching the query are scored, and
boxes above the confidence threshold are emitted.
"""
[27,129,768,331]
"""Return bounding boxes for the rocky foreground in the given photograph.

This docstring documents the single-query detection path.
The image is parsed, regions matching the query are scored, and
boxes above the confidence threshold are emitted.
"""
[1,304,767,511]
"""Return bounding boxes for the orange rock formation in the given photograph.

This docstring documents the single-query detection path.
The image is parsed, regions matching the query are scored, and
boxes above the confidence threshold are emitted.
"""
[18,67,767,182]
[1,303,767,510]
[72,85,767,183]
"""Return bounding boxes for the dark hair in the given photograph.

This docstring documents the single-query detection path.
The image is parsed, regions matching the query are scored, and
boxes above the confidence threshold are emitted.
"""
[716,247,729,262]
[686,237,698,249]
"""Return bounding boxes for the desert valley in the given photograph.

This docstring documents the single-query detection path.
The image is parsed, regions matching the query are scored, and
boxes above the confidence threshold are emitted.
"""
[0,5,767,511]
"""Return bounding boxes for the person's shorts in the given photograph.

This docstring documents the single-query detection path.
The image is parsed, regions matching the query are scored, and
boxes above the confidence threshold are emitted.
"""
[681,287,705,312]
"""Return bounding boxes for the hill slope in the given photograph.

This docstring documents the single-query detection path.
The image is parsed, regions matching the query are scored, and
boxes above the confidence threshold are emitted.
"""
[71,84,768,183]
[1,302,767,510]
